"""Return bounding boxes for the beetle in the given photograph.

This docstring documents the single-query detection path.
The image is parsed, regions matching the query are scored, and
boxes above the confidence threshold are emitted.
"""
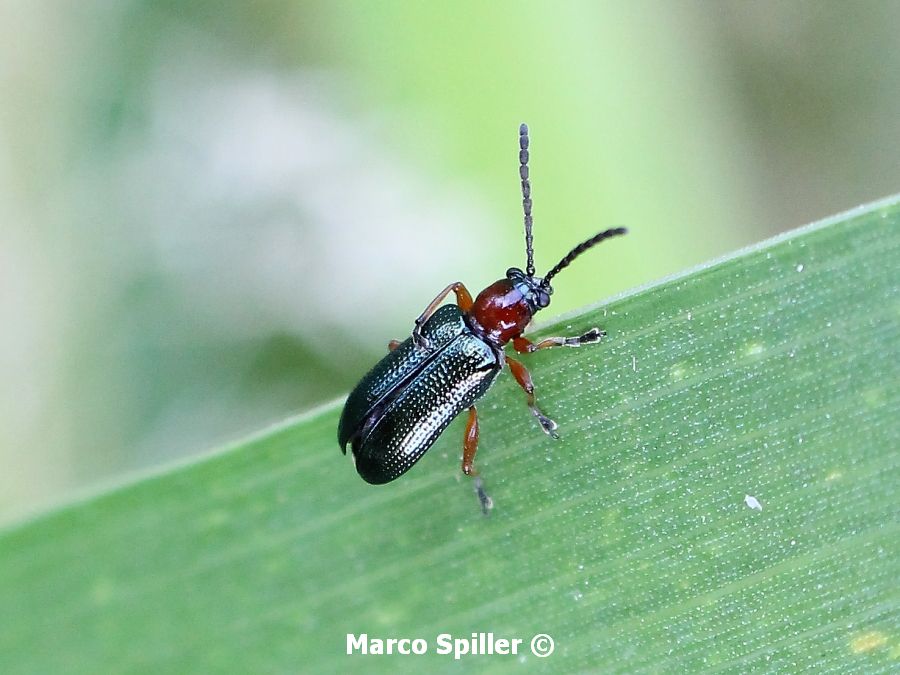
[338,124,626,512]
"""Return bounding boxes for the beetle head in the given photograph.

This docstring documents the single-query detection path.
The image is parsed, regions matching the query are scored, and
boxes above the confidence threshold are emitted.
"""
[506,267,551,313]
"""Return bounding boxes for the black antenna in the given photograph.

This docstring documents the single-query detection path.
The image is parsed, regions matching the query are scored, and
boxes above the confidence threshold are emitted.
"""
[519,123,535,277]
[542,227,627,288]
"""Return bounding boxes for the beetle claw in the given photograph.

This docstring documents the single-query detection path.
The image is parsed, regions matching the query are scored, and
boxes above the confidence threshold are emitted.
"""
[535,412,559,438]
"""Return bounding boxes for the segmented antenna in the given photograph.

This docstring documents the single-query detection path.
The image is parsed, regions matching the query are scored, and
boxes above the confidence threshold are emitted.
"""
[519,123,535,277]
[542,227,628,288]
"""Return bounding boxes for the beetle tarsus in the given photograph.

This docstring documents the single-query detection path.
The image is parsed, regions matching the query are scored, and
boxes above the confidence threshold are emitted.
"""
[474,476,492,515]
[535,327,607,350]
[412,325,431,351]
[533,408,560,439]
[575,327,605,345]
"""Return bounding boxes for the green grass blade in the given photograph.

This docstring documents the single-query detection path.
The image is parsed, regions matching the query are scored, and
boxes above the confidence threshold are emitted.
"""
[1,199,898,674]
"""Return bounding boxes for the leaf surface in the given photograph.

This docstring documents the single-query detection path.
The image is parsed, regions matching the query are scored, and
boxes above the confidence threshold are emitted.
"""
[1,199,898,674]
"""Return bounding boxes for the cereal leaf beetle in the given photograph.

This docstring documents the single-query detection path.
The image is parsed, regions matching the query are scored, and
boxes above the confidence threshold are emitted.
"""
[338,124,626,512]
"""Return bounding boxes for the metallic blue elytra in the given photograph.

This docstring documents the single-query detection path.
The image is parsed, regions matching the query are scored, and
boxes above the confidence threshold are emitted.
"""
[338,305,502,484]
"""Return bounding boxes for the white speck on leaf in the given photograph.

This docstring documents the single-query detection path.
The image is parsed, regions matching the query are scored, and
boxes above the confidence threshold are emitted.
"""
[744,494,763,511]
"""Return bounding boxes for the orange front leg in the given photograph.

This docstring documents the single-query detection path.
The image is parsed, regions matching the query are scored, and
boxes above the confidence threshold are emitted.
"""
[513,327,605,354]
[413,282,474,348]
[506,356,559,438]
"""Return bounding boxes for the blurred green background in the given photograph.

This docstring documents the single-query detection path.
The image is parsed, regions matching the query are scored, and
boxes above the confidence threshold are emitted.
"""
[2,1,899,523]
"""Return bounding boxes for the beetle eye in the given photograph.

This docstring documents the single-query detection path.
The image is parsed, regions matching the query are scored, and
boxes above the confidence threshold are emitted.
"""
[537,289,551,308]
[506,267,524,281]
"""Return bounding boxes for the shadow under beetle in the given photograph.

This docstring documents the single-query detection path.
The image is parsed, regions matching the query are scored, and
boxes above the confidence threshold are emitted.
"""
[338,124,626,513]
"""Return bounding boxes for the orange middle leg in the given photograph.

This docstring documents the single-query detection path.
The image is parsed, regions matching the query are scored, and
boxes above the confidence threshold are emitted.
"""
[506,356,559,438]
